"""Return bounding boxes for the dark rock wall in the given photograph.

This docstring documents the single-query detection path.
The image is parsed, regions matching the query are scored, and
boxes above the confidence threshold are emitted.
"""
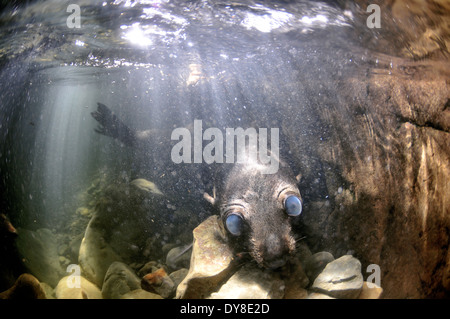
[290,64,449,298]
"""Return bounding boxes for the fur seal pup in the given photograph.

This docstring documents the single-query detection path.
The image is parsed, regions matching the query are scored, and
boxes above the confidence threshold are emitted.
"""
[91,103,303,269]
[207,160,303,269]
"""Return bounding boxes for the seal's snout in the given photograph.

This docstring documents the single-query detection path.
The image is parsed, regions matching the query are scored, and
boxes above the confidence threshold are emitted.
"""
[265,233,283,257]
[259,233,291,269]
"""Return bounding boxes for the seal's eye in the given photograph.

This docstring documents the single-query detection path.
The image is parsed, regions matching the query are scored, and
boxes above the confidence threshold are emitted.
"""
[284,195,302,216]
[225,214,244,236]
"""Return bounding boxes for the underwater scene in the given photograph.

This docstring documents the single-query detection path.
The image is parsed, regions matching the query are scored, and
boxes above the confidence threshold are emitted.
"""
[0,0,449,300]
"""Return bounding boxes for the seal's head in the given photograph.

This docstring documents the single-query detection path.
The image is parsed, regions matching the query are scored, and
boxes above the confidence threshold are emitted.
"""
[218,162,302,269]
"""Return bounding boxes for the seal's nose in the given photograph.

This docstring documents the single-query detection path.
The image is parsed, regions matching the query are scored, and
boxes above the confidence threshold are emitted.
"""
[262,233,288,269]
[264,257,287,270]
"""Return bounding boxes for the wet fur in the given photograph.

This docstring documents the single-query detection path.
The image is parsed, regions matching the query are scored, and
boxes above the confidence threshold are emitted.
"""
[217,162,301,269]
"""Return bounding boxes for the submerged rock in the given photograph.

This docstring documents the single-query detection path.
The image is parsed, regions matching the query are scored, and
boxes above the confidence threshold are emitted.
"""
[78,213,123,288]
[68,233,83,263]
[102,262,141,299]
[311,255,363,299]
[303,251,335,284]
[137,263,187,298]
[0,273,46,299]
[40,282,55,299]
[169,268,189,289]
[130,178,164,195]
[76,207,92,217]
[15,228,66,287]
[137,261,164,277]
[55,275,102,299]
[141,267,175,299]
[78,178,179,288]
[358,282,383,299]
[307,292,335,299]
[176,215,236,299]
[166,244,192,270]
[209,264,285,299]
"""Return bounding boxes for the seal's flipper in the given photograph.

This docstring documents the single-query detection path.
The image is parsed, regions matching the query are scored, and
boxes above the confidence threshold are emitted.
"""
[91,103,137,147]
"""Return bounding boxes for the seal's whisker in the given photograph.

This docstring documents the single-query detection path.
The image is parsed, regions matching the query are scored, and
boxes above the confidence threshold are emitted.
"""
[295,236,307,242]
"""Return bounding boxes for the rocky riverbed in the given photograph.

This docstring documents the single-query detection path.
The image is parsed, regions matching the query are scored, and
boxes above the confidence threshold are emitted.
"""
[3,189,382,299]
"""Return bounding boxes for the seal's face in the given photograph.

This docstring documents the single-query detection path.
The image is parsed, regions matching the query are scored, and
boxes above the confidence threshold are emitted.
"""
[219,164,302,269]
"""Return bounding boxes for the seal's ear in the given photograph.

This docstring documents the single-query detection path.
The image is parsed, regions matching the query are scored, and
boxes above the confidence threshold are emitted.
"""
[295,173,302,183]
